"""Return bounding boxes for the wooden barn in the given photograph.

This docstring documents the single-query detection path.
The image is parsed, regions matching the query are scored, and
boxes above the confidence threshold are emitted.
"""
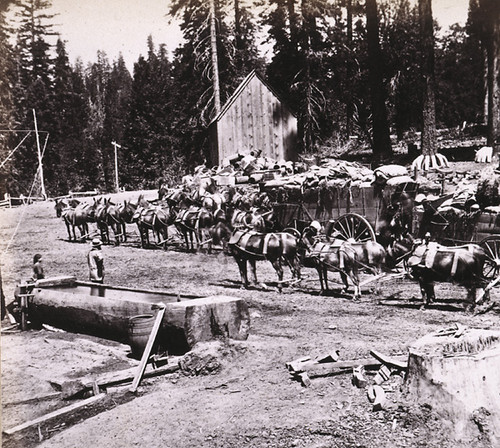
[209,70,298,166]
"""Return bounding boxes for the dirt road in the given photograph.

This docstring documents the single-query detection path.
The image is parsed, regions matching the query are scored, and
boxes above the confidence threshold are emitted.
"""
[1,196,499,448]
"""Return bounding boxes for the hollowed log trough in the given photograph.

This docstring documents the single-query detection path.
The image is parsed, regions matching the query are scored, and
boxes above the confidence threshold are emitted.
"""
[26,277,250,354]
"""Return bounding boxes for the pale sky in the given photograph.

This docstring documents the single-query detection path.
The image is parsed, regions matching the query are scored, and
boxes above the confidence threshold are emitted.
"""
[22,0,471,72]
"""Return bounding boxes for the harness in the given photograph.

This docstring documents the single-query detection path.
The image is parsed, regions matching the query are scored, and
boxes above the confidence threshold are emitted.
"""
[229,230,285,260]
[411,243,477,277]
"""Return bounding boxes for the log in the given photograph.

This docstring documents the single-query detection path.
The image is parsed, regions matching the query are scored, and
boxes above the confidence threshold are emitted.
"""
[35,276,76,288]
[28,287,250,354]
[404,329,500,444]
[162,295,250,351]
[295,357,407,378]
[3,393,106,435]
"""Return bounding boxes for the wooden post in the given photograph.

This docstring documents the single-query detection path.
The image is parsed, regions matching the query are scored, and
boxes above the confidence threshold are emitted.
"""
[33,109,46,199]
[130,304,166,393]
[112,141,121,193]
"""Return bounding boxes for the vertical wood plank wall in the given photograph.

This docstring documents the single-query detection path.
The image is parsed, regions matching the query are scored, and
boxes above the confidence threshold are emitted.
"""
[214,75,297,165]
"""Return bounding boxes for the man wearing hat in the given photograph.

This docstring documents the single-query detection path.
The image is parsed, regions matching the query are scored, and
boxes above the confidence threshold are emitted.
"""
[88,238,105,283]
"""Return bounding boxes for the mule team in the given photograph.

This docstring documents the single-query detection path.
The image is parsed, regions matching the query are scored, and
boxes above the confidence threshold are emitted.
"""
[54,180,491,311]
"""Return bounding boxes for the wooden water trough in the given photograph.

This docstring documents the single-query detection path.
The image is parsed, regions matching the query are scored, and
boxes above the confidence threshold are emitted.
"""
[24,276,250,354]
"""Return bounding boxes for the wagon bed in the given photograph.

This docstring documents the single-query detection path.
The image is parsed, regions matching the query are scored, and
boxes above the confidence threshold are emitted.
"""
[267,177,418,236]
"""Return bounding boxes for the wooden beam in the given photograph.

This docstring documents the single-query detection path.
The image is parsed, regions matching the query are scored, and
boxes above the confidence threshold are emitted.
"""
[130,305,166,393]
[3,393,106,435]
[58,362,181,399]
[293,356,407,379]
[369,350,408,370]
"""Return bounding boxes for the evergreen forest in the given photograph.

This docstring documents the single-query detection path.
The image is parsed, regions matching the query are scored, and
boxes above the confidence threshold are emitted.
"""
[0,0,498,198]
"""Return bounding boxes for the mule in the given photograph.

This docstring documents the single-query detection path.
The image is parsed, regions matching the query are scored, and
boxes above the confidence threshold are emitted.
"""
[228,229,301,292]
[61,202,96,242]
[112,198,140,244]
[175,206,214,252]
[133,202,175,249]
[300,227,360,298]
[391,238,489,309]
[54,198,80,217]
[94,197,114,244]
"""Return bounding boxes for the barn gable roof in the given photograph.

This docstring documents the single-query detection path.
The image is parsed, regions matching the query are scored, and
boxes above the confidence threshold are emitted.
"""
[210,70,295,125]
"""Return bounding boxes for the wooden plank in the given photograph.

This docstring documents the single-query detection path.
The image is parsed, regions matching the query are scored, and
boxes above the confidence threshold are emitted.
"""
[369,350,408,370]
[58,362,181,398]
[297,356,407,379]
[3,392,61,407]
[35,276,76,288]
[3,393,106,435]
[130,305,166,393]
[294,358,381,375]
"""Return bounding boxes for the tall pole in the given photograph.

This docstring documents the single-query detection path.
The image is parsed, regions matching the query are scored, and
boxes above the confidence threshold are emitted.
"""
[209,0,221,115]
[33,109,46,199]
[112,141,121,192]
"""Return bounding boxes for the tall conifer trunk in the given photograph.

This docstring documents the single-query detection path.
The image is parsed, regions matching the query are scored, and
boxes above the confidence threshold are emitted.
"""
[481,0,500,154]
[419,0,437,158]
[346,0,353,138]
[210,0,221,115]
[366,0,392,162]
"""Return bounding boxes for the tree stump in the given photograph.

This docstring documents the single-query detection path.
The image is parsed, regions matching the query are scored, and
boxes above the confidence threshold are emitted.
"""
[404,328,500,445]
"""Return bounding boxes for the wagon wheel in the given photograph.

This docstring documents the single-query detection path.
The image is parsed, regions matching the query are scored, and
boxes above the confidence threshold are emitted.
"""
[480,236,500,281]
[330,213,376,243]
[283,227,301,239]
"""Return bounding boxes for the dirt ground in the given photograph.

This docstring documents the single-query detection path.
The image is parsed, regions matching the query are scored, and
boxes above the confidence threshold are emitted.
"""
[1,175,499,448]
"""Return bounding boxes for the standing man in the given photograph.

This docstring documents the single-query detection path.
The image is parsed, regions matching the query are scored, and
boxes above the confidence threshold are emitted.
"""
[88,238,105,283]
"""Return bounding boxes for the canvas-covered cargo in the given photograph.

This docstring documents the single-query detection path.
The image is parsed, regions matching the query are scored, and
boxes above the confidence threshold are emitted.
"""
[412,201,500,243]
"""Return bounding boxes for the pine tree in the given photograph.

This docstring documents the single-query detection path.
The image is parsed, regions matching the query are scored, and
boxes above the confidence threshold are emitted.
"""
[435,23,483,128]
[384,0,420,140]
[0,1,17,197]
[264,0,338,153]
[168,0,262,166]
[478,0,500,153]
[122,37,177,189]
[9,0,57,196]
[84,51,111,191]
[411,0,448,170]
[104,54,132,191]
[49,39,90,194]
[365,0,392,162]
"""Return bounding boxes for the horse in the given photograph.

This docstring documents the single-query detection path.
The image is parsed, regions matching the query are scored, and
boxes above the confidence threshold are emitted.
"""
[61,202,96,242]
[227,229,301,292]
[299,226,360,298]
[389,237,489,309]
[175,206,214,252]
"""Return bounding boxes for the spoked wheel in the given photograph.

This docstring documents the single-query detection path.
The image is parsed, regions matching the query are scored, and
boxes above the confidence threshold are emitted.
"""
[283,227,301,239]
[328,213,376,243]
[480,236,500,281]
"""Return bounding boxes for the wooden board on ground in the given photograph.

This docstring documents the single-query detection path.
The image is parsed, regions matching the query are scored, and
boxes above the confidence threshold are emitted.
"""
[292,356,407,379]
[3,393,106,435]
